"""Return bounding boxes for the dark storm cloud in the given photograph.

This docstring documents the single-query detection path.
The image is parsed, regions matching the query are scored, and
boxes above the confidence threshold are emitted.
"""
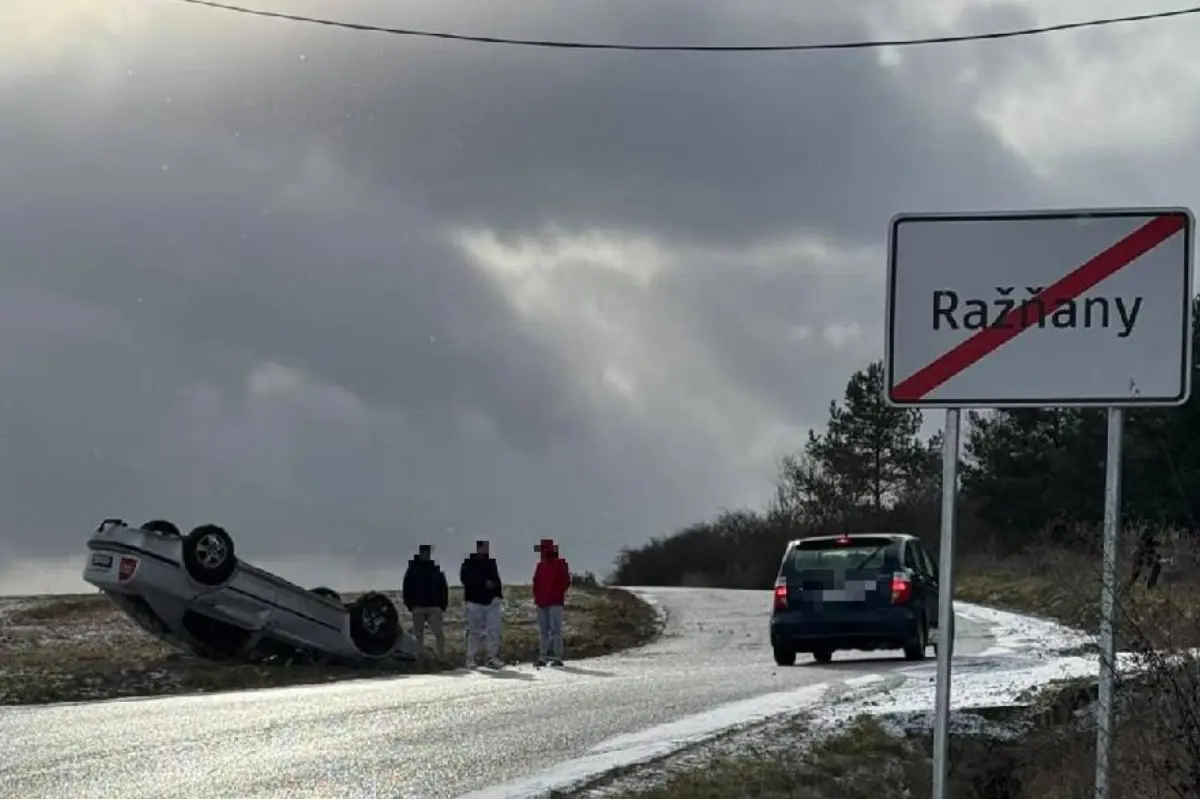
[0,0,1056,585]
[93,0,1044,248]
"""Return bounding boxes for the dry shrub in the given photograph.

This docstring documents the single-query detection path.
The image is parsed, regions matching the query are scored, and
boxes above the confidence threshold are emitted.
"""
[957,528,1200,798]
[958,525,1200,647]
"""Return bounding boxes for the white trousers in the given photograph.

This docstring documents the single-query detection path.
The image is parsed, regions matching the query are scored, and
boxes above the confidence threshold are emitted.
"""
[465,601,502,663]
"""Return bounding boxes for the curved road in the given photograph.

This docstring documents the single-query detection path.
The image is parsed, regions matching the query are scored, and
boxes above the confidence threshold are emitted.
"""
[0,588,998,798]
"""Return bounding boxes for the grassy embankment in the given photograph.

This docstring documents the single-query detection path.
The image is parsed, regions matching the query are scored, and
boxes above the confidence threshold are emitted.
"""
[0,584,659,705]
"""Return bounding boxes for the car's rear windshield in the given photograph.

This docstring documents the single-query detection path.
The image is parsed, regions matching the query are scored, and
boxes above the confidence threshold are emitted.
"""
[782,536,897,575]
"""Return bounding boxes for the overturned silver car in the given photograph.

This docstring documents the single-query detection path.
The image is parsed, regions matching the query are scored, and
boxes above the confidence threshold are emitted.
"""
[83,518,415,665]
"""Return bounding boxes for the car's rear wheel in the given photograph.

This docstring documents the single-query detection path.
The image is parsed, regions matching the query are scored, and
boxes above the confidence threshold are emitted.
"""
[903,615,928,661]
[141,519,180,536]
[349,591,401,657]
[772,645,797,667]
[311,586,343,604]
[182,524,237,586]
[811,647,834,664]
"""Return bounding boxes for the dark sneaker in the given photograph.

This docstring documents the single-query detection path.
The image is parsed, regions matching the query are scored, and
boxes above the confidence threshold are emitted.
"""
[550,659,565,667]
[534,659,547,668]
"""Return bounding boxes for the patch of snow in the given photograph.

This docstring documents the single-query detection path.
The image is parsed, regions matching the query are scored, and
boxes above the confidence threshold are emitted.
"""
[953,600,1091,657]
[622,587,668,633]
[876,708,1024,742]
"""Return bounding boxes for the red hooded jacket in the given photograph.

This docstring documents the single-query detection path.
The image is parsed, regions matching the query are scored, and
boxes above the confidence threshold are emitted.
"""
[533,551,570,607]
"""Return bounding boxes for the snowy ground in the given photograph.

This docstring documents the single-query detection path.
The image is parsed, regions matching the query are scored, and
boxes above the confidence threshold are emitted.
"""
[480,600,1101,798]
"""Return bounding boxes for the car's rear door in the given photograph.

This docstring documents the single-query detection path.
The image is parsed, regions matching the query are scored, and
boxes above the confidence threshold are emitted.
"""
[785,536,898,612]
[902,540,937,625]
[912,540,940,628]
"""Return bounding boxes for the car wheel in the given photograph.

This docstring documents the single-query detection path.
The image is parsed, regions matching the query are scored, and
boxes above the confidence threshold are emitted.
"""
[141,519,181,537]
[182,524,237,586]
[311,586,343,604]
[349,591,401,657]
[772,645,797,667]
[812,647,834,664]
[903,616,928,661]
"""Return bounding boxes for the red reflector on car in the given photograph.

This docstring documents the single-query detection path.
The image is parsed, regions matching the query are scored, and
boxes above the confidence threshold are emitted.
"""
[118,556,139,583]
[835,534,852,545]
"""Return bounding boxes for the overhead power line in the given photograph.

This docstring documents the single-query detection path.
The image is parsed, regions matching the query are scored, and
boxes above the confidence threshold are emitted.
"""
[170,0,1200,52]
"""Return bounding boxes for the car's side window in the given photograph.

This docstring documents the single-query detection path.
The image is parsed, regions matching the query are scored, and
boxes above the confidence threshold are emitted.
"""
[903,543,921,572]
[919,543,939,580]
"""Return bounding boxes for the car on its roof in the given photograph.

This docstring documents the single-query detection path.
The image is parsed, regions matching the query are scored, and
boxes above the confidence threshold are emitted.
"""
[769,532,943,666]
[82,517,416,665]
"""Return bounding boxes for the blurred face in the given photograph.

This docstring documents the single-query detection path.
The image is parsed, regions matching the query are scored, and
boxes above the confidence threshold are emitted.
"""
[476,542,489,557]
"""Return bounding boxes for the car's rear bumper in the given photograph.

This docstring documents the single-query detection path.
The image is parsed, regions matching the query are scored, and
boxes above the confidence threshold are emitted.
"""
[770,605,920,651]
[82,522,182,592]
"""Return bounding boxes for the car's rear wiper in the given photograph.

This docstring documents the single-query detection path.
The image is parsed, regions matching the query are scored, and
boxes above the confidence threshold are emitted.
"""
[848,545,887,572]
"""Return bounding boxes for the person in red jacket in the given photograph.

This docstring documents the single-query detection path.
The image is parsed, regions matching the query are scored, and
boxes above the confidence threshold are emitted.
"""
[532,538,570,667]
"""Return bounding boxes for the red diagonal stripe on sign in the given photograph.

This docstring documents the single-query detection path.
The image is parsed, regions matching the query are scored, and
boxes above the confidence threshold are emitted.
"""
[891,213,1187,403]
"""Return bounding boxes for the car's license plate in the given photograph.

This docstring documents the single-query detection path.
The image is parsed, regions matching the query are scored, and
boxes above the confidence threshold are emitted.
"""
[90,552,113,569]
[822,580,875,601]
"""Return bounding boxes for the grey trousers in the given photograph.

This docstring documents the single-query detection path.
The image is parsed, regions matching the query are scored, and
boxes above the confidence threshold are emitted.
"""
[536,604,564,661]
[410,607,445,657]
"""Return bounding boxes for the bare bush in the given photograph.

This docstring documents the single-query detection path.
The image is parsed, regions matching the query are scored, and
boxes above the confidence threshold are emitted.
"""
[957,528,1200,798]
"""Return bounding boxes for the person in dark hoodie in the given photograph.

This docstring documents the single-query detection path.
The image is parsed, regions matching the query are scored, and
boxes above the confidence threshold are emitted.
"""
[402,544,449,659]
[532,539,570,667]
[460,539,504,669]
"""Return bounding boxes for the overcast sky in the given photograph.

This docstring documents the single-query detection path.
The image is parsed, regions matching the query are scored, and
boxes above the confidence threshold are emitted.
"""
[1,0,1197,593]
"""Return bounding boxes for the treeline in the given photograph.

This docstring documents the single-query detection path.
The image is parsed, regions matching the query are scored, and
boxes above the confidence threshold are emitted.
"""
[612,300,1200,588]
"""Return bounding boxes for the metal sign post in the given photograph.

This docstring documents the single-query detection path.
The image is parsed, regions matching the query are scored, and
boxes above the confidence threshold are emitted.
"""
[1095,407,1124,799]
[931,408,960,800]
[884,207,1193,800]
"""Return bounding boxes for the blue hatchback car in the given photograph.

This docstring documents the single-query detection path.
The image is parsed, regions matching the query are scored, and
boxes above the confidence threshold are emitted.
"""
[769,532,941,666]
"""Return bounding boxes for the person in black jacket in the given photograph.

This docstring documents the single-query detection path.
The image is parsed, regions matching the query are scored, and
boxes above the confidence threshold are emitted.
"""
[460,539,504,668]
[402,545,449,658]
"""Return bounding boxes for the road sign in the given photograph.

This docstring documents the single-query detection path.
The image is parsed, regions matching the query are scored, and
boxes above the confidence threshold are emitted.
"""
[885,208,1194,408]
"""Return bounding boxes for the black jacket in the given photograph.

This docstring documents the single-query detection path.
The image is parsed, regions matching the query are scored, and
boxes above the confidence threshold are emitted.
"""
[402,558,449,611]
[460,554,503,605]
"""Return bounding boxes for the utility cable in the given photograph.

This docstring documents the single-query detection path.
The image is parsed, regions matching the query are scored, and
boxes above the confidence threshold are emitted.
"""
[169,0,1200,53]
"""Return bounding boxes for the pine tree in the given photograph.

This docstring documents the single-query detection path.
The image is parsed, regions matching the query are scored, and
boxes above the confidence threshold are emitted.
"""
[778,361,936,523]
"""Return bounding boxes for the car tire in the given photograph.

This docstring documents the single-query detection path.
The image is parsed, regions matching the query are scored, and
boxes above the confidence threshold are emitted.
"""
[141,519,181,536]
[811,647,834,664]
[903,615,928,661]
[349,591,401,657]
[311,586,343,604]
[182,524,237,586]
[773,645,797,667]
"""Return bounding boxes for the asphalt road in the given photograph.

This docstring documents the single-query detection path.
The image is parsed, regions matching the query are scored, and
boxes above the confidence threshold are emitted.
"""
[0,587,997,798]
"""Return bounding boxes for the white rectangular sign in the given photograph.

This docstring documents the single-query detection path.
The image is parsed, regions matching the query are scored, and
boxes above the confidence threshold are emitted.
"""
[885,207,1194,408]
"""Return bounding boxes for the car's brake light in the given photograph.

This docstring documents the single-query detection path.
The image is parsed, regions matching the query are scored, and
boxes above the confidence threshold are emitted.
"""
[118,556,139,583]
[835,534,852,545]
[773,578,789,611]
[890,572,912,605]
